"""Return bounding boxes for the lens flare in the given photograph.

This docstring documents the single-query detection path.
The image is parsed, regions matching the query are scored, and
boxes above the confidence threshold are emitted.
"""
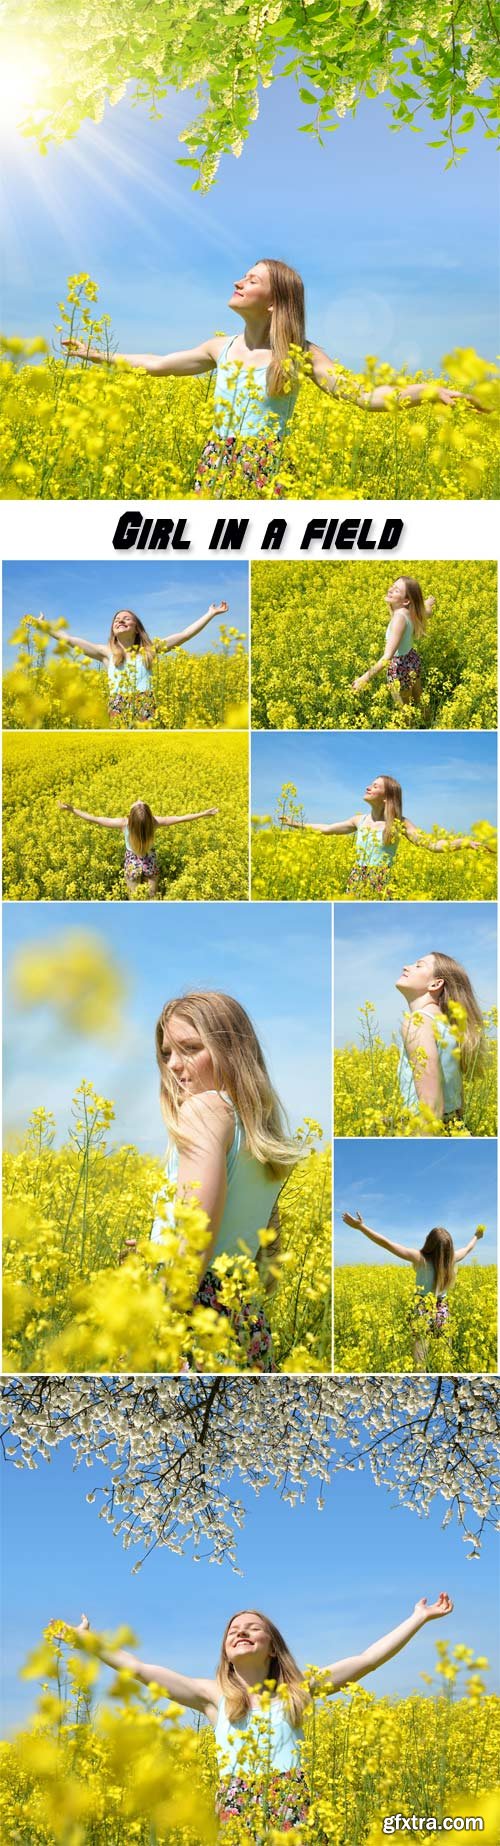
[0,51,48,135]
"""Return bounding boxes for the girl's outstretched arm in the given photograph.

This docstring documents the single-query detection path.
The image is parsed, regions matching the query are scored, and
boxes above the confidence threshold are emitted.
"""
[455,1227,485,1263]
[342,1210,421,1264]
[323,1595,453,1692]
[308,345,487,413]
[62,336,224,376]
[58,804,126,829]
[352,610,407,694]
[281,815,357,835]
[404,819,489,854]
[39,615,108,662]
[67,1614,218,1715]
[162,602,229,651]
[154,808,219,827]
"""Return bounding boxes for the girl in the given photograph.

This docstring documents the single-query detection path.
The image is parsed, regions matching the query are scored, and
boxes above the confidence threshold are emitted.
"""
[342,1209,485,1366]
[396,952,485,1127]
[39,600,229,724]
[151,991,302,1371]
[63,259,485,495]
[352,577,434,707]
[281,773,489,899]
[68,1595,453,1835]
[58,798,219,899]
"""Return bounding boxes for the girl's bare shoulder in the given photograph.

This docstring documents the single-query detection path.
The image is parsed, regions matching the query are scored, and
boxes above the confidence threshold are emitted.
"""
[178,1090,234,1146]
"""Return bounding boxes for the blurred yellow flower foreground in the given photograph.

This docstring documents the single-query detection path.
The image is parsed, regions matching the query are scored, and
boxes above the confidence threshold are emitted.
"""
[1,1632,498,1845]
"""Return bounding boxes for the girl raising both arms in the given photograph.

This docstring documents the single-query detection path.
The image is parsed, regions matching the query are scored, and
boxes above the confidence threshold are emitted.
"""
[281,772,489,900]
[58,799,218,899]
[342,1210,485,1367]
[63,259,486,495]
[39,600,229,725]
[66,1597,453,1836]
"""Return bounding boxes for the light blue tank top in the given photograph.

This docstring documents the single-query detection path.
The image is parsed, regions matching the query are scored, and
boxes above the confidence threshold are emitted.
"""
[415,1257,449,1300]
[354,816,398,871]
[107,651,153,694]
[212,336,298,441]
[399,1007,462,1119]
[215,1696,303,1776]
[150,1091,286,1260]
[385,613,415,659]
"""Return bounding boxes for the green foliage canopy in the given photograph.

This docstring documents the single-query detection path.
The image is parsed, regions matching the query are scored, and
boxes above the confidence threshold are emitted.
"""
[3,1,499,186]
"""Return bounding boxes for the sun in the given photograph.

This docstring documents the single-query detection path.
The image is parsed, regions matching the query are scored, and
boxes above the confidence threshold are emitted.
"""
[0,51,49,137]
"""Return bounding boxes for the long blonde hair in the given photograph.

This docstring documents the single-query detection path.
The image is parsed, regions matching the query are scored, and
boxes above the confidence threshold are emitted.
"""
[430,952,485,1074]
[127,801,156,856]
[155,991,301,1176]
[218,1610,308,1727]
[258,257,306,395]
[420,1226,456,1295]
[377,774,403,845]
[108,609,155,668]
[400,576,429,642]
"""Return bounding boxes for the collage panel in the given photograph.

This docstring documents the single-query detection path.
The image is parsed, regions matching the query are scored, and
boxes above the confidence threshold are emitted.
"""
[250,559,497,733]
[333,1139,498,1378]
[2,559,249,733]
[2,900,332,1378]
[334,901,497,1140]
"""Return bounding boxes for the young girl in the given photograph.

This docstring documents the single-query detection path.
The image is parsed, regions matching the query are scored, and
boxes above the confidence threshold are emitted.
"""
[68,1596,453,1834]
[63,259,485,495]
[342,1209,485,1366]
[396,952,485,1127]
[39,600,229,724]
[281,773,488,899]
[58,799,218,898]
[352,578,434,707]
[151,991,302,1371]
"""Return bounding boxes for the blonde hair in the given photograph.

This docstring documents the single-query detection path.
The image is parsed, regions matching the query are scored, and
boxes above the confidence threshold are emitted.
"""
[377,774,403,846]
[108,609,155,668]
[400,576,429,642]
[218,1610,308,1727]
[127,801,156,856]
[155,991,301,1177]
[420,1226,456,1295]
[430,952,486,1074]
[258,257,307,396]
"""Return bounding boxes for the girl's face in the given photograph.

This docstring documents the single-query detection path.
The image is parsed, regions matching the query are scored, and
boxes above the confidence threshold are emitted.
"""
[224,1613,271,1672]
[364,777,385,804]
[161,1011,216,1096]
[385,578,408,609]
[396,954,442,1002]
[112,610,138,640]
[229,263,273,317]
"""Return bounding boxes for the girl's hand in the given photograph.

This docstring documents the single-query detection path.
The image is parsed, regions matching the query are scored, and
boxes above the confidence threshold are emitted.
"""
[414,1593,453,1622]
[475,1226,485,1239]
[119,1238,137,1264]
[58,803,73,812]
[352,675,369,693]
[75,1613,91,1636]
[437,386,488,414]
[343,1210,364,1229]
[62,338,96,360]
[208,601,229,617]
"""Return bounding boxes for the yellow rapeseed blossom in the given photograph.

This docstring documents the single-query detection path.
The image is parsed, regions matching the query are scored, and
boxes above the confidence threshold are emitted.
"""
[334,1263,498,1374]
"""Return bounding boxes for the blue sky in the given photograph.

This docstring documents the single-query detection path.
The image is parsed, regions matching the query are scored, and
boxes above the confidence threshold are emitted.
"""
[3,902,332,1150]
[1,74,496,370]
[334,902,497,1046]
[2,1415,498,1734]
[334,1139,497,1268]
[251,733,498,834]
[2,561,248,671]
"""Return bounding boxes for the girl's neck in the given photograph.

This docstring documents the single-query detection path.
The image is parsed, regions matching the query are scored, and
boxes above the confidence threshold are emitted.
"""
[232,1660,271,1697]
[408,990,442,1015]
[239,311,272,353]
[368,798,385,821]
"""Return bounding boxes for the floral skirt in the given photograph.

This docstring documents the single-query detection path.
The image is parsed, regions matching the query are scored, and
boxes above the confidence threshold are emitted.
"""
[124,846,158,880]
[216,1767,310,1830]
[414,1296,450,1338]
[195,434,285,496]
[108,692,156,724]
[387,647,421,685]
[346,862,393,899]
[195,1267,275,1373]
